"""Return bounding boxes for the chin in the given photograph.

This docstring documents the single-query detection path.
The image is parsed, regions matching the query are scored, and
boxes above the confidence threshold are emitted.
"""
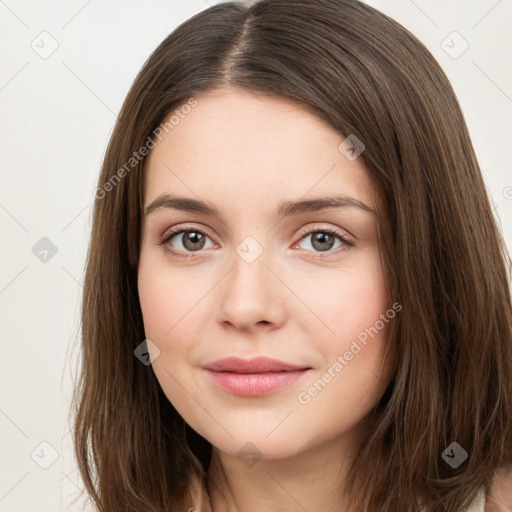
[193,416,321,463]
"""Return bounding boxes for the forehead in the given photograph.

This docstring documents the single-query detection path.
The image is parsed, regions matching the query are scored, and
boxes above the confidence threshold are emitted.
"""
[142,88,375,212]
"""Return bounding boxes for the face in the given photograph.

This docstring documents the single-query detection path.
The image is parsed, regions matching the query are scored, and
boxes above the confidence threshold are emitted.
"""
[137,87,396,462]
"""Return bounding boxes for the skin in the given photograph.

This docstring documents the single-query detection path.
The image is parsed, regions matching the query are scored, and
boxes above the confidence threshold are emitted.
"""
[137,87,396,512]
[485,468,512,511]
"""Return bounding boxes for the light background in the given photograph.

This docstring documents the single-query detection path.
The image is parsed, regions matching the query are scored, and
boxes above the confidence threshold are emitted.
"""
[0,0,511,510]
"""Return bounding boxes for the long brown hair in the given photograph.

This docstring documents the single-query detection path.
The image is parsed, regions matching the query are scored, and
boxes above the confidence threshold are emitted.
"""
[72,0,512,510]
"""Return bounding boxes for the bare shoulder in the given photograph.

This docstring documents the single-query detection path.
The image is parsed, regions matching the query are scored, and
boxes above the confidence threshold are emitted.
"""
[485,467,512,512]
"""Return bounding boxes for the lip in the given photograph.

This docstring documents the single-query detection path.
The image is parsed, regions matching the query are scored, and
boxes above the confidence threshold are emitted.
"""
[202,357,312,397]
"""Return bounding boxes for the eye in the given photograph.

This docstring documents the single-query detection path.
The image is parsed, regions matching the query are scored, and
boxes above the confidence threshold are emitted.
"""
[293,224,353,259]
[158,226,215,260]
[158,223,354,261]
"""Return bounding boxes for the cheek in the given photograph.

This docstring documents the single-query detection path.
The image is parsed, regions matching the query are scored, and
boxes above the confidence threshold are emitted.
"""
[137,248,205,341]
[138,271,181,340]
[137,249,216,385]
[137,253,203,415]
[294,249,393,403]
[297,248,390,345]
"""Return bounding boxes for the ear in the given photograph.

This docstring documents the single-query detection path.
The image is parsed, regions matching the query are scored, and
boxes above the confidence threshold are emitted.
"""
[485,468,512,512]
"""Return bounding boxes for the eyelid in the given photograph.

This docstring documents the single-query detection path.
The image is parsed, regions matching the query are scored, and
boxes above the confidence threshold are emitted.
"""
[295,223,353,243]
[158,223,214,244]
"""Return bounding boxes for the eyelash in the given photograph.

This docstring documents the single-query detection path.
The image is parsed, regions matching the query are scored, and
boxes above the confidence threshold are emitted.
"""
[157,224,354,261]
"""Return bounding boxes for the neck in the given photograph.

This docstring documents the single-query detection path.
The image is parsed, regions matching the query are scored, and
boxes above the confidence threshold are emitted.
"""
[206,425,367,512]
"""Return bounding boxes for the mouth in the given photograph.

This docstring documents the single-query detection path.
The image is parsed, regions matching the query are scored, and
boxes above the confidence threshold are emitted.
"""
[202,356,312,397]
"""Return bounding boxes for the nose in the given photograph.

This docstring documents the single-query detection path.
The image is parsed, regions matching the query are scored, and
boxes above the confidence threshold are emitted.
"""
[216,246,285,333]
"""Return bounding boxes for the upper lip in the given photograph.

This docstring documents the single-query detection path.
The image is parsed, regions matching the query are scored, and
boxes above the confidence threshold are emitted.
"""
[202,356,311,374]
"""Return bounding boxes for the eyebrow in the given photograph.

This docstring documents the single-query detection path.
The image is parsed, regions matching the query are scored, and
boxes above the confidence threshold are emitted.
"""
[144,193,375,218]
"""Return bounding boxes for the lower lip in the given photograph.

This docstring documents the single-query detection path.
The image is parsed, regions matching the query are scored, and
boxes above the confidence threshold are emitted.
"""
[204,369,310,397]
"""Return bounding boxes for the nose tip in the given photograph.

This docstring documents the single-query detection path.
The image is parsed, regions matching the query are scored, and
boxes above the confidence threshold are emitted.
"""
[217,257,283,332]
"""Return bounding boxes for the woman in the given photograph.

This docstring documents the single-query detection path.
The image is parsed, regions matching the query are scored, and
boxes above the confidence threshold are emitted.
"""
[72,1,512,510]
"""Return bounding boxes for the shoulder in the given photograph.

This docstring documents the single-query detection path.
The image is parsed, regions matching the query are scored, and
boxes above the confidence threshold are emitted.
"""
[485,467,512,512]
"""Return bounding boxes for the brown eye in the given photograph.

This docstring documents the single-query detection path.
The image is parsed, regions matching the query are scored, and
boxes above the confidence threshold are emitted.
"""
[295,226,353,257]
[309,231,337,252]
[158,226,215,259]
[175,231,207,251]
